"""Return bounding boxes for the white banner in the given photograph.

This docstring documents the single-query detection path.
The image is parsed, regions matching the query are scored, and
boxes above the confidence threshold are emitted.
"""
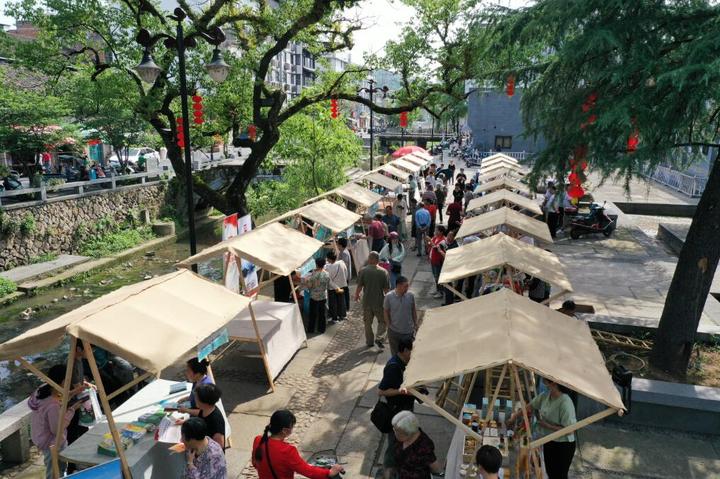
[237,214,259,296]
[222,214,240,293]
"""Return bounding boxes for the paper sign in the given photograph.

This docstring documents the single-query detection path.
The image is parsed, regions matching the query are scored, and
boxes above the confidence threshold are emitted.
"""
[237,214,259,296]
[222,214,240,293]
[157,416,182,444]
[197,328,229,362]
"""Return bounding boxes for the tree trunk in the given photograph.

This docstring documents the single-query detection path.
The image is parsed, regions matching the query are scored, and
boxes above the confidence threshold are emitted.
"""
[650,156,720,374]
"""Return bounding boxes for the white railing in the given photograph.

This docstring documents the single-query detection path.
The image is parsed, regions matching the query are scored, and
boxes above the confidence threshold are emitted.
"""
[477,151,531,161]
[646,165,707,197]
[0,171,168,209]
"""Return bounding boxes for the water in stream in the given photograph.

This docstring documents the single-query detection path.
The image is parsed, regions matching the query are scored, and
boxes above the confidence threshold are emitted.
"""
[0,227,224,413]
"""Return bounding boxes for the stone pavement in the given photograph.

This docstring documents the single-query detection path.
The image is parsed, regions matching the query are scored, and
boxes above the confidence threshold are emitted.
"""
[0,255,89,283]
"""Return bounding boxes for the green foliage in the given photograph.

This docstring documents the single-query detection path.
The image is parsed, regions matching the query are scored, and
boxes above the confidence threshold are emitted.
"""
[30,252,58,264]
[79,226,155,258]
[0,277,17,297]
[19,212,36,236]
[484,0,720,184]
[0,214,20,236]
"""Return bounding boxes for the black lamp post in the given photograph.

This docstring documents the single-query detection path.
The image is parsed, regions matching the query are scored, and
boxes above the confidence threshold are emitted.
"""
[357,76,388,170]
[134,7,230,269]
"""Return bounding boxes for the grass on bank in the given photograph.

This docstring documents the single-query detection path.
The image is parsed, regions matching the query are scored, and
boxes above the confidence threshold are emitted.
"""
[79,226,156,258]
[0,277,18,297]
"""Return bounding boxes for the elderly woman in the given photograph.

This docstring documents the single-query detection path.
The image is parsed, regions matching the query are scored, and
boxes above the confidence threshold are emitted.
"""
[182,417,226,479]
[392,411,443,479]
[379,232,407,288]
[506,378,577,479]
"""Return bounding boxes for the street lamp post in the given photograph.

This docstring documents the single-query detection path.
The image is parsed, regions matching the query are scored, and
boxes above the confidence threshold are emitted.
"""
[134,7,230,269]
[357,77,388,170]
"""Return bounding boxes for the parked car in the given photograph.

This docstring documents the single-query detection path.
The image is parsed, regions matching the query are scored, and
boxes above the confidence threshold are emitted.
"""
[108,147,159,171]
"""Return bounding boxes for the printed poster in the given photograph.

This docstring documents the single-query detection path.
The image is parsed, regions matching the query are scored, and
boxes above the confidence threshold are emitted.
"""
[222,214,240,293]
[237,214,259,296]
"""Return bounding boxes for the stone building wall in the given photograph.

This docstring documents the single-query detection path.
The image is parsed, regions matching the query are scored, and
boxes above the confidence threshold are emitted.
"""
[0,184,167,271]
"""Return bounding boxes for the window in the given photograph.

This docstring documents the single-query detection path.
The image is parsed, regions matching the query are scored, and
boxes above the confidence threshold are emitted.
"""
[495,136,512,150]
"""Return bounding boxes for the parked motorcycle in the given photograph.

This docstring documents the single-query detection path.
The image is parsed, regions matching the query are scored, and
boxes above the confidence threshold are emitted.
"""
[568,201,617,239]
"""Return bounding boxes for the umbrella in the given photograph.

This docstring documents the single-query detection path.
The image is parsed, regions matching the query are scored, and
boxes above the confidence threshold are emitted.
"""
[392,145,428,158]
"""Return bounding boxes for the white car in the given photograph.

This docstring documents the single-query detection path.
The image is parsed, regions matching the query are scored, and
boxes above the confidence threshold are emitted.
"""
[108,147,159,170]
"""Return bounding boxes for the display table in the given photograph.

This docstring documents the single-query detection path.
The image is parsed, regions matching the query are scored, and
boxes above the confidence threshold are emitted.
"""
[228,300,307,380]
[60,379,222,479]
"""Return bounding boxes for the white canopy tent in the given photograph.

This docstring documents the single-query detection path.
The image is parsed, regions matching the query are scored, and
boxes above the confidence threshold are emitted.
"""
[377,163,411,181]
[267,198,362,235]
[479,160,525,175]
[480,153,520,167]
[466,189,542,217]
[474,177,531,196]
[478,166,525,183]
[303,181,383,213]
[356,171,403,192]
[456,206,553,243]
[389,157,423,173]
[403,289,625,474]
[402,153,431,167]
[0,270,253,478]
[438,233,572,302]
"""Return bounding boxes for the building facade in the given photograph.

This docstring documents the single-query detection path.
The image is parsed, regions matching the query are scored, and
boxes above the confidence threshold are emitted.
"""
[466,88,545,153]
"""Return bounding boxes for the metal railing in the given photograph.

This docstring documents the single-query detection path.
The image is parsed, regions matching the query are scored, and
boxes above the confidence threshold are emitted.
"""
[646,165,707,197]
[0,171,168,209]
[477,151,531,161]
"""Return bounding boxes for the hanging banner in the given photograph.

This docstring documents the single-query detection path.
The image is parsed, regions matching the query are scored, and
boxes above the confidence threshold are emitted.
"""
[238,214,259,296]
[222,214,240,293]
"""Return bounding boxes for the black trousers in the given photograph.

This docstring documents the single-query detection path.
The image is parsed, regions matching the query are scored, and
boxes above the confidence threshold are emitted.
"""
[547,212,560,238]
[342,286,350,312]
[543,440,576,479]
[327,289,346,321]
[308,298,327,333]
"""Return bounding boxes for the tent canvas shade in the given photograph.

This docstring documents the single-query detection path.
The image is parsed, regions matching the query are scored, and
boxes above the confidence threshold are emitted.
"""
[357,171,403,191]
[303,182,383,209]
[377,163,411,181]
[466,189,542,216]
[390,158,422,173]
[438,233,573,298]
[478,167,525,183]
[177,221,323,277]
[411,150,433,161]
[403,288,624,451]
[402,154,429,167]
[481,153,520,166]
[456,206,553,243]
[267,198,363,234]
[480,160,524,174]
[474,177,530,195]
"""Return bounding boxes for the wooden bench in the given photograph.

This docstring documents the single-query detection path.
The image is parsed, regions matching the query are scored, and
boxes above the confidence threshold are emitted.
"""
[0,400,32,463]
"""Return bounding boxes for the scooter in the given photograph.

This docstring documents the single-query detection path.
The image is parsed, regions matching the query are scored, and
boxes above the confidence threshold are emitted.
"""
[568,201,617,239]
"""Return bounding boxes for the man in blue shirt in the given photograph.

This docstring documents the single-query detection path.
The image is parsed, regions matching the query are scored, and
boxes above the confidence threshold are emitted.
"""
[414,203,431,256]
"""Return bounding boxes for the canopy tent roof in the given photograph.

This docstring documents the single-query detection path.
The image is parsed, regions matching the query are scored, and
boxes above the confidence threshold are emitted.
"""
[344,167,366,181]
[478,167,525,183]
[357,171,403,191]
[456,207,553,243]
[177,222,323,276]
[481,153,520,166]
[480,160,525,174]
[411,150,433,161]
[377,163,411,181]
[474,177,530,195]
[438,233,572,293]
[269,198,362,233]
[304,182,383,209]
[390,158,422,173]
[403,154,430,167]
[0,270,252,373]
[402,288,624,410]
[467,189,542,216]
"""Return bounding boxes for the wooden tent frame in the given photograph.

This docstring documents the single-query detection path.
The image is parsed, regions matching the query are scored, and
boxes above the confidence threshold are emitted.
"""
[466,191,542,218]
[409,360,622,479]
[275,209,363,257]
[302,186,382,235]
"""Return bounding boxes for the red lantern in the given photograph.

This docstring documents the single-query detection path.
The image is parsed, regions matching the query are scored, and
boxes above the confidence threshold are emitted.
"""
[582,92,598,112]
[580,160,588,170]
[248,124,257,142]
[568,185,585,199]
[192,95,204,125]
[568,172,579,184]
[176,117,185,148]
[627,129,639,152]
[330,99,339,119]
[399,111,408,128]
[574,145,587,161]
[506,75,515,97]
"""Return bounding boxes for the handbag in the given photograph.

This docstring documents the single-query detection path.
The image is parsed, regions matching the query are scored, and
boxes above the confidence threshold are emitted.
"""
[370,399,396,433]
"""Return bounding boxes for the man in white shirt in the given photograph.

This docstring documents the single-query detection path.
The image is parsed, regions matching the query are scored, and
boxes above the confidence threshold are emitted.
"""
[337,238,352,311]
[325,250,349,323]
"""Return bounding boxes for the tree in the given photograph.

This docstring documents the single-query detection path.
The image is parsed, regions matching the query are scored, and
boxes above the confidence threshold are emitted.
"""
[486,0,720,374]
[248,103,362,220]
[8,0,476,214]
[0,70,70,175]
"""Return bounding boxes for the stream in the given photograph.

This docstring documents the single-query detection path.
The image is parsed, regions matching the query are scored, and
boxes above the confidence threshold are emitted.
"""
[0,226,224,413]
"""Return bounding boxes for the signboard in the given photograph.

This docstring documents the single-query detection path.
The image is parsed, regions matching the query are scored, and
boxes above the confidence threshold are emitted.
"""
[222,214,240,293]
[237,214,259,296]
[197,328,230,362]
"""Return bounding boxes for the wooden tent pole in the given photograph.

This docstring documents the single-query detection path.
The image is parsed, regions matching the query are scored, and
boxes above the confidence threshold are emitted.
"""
[107,371,154,401]
[484,363,507,422]
[19,359,63,394]
[408,388,483,443]
[249,302,275,392]
[50,445,60,479]
[463,371,479,405]
[82,340,132,479]
[510,364,542,478]
[442,282,468,301]
[51,336,76,478]
[528,407,618,449]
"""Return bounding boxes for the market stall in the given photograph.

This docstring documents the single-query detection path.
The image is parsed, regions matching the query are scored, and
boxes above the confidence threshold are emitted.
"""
[177,221,324,390]
[354,171,404,203]
[466,189,542,217]
[388,157,423,174]
[402,153,431,168]
[266,198,363,245]
[377,163,412,182]
[402,289,626,479]
[455,207,553,244]
[303,181,383,219]
[474,177,531,196]
[480,158,521,172]
[478,166,526,184]
[0,270,252,479]
[438,233,572,302]
[480,153,520,167]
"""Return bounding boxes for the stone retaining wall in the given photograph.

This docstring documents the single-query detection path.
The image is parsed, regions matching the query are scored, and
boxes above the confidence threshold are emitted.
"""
[0,183,168,271]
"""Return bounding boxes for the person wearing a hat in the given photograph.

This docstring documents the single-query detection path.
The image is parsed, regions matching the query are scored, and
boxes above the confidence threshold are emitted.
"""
[379,231,407,288]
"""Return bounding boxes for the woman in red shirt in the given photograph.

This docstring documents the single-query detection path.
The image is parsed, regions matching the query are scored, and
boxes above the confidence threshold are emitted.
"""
[252,410,344,479]
[427,225,447,298]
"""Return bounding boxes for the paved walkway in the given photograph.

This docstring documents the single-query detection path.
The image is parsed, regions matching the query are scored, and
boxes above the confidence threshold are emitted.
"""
[0,255,89,283]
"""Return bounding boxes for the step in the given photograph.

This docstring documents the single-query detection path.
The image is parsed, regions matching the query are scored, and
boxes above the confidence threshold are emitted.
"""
[0,254,90,283]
